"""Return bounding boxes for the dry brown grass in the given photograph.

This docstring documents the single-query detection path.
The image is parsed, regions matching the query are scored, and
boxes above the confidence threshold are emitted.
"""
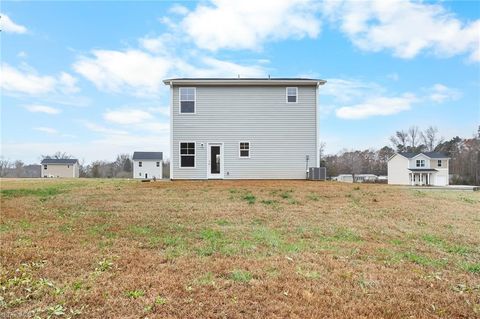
[1,178,479,318]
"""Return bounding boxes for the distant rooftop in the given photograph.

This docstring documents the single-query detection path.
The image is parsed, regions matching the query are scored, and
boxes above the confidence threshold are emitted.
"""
[398,152,449,159]
[163,77,326,86]
[41,158,78,164]
[132,152,163,160]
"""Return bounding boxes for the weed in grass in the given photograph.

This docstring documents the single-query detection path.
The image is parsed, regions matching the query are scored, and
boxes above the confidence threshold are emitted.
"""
[460,196,477,204]
[243,193,256,204]
[288,199,301,205]
[307,193,320,201]
[390,239,404,246]
[19,219,32,230]
[279,190,293,199]
[296,267,321,280]
[229,269,252,283]
[463,263,480,274]
[261,199,279,206]
[194,272,216,286]
[422,234,445,246]
[252,227,281,249]
[155,296,167,305]
[0,223,11,232]
[95,259,113,272]
[129,225,153,236]
[331,228,362,242]
[216,219,230,226]
[88,224,117,239]
[446,245,471,255]
[402,252,447,267]
[47,304,66,316]
[125,290,145,299]
[413,190,426,197]
[72,281,83,290]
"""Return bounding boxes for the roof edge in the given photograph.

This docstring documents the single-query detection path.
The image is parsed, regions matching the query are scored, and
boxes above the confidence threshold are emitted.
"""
[163,78,326,86]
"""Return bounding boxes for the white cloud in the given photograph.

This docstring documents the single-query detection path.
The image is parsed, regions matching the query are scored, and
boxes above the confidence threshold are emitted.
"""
[427,84,462,103]
[336,94,417,119]
[34,127,58,134]
[73,49,266,95]
[1,13,27,34]
[103,109,153,124]
[169,4,189,16]
[0,63,80,96]
[323,0,480,61]
[180,0,321,51]
[321,78,385,103]
[25,104,61,115]
[1,63,56,94]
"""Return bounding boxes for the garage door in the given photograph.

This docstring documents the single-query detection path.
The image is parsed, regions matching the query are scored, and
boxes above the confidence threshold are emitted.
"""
[436,176,446,186]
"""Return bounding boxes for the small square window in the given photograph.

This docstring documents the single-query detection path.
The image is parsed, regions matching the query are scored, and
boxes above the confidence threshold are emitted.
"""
[156,162,160,167]
[286,87,297,103]
[139,161,142,167]
[437,160,442,167]
[239,142,250,158]
[44,165,47,170]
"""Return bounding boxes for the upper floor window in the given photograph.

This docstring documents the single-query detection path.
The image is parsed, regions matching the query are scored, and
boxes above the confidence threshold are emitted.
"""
[239,142,250,158]
[156,161,160,167]
[416,159,425,167]
[44,165,47,170]
[286,87,298,103]
[139,161,142,167]
[180,142,195,167]
[437,160,442,167]
[180,87,196,113]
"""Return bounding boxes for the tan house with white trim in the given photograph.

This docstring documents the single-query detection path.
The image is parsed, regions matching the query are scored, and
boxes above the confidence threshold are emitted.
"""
[387,152,449,186]
[41,158,79,178]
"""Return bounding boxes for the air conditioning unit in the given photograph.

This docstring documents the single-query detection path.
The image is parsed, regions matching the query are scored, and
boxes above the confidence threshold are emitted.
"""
[309,167,326,180]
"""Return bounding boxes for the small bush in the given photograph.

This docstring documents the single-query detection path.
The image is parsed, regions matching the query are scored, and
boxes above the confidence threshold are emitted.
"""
[243,193,256,204]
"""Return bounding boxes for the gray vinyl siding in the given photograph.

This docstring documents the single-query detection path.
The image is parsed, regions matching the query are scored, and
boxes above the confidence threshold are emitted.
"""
[172,85,317,179]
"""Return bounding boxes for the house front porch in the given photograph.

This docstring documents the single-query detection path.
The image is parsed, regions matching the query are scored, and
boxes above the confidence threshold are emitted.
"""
[408,169,437,186]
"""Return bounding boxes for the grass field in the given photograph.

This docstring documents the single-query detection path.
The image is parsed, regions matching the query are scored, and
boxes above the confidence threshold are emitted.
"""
[1,178,479,318]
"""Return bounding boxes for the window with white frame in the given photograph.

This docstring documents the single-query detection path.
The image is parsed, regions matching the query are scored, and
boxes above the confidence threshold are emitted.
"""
[180,87,196,113]
[44,165,47,170]
[286,87,298,103]
[156,161,160,167]
[416,159,425,167]
[180,142,195,167]
[437,160,442,167]
[139,161,142,167]
[239,142,250,158]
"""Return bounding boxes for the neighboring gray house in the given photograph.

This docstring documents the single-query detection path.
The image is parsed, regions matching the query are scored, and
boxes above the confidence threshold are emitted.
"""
[163,78,326,179]
[388,152,450,186]
[132,152,163,179]
[41,158,79,178]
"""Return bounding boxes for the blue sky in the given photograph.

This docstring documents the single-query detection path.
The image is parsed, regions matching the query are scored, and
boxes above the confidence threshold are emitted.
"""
[1,0,479,164]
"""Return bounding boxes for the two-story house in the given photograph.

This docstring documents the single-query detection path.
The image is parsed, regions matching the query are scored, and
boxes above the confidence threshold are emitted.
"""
[132,151,163,179]
[387,152,450,186]
[41,158,79,178]
[163,78,326,179]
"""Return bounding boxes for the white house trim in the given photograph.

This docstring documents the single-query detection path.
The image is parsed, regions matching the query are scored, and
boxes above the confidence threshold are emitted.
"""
[179,141,196,169]
[238,141,251,159]
[285,87,298,104]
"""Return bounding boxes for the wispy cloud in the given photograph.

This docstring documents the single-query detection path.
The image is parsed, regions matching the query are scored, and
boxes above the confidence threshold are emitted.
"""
[103,109,153,124]
[336,94,417,119]
[25,104,61,115]
[34,127,58,134]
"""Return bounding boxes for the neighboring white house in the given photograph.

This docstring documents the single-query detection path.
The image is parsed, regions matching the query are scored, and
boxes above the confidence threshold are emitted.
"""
[387,152,450,186]
[132,152,163,179]
[41,158,79,178]
[163,78,326,179]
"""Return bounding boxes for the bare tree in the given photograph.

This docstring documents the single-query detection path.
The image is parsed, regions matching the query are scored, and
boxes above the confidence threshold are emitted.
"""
[14,160,25,178]
[408,126,421,148]
[0,158,12,177]
[390,130,409,152]
[318,141,326,167]
[422,126,443,151]
[41,152,73,159]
